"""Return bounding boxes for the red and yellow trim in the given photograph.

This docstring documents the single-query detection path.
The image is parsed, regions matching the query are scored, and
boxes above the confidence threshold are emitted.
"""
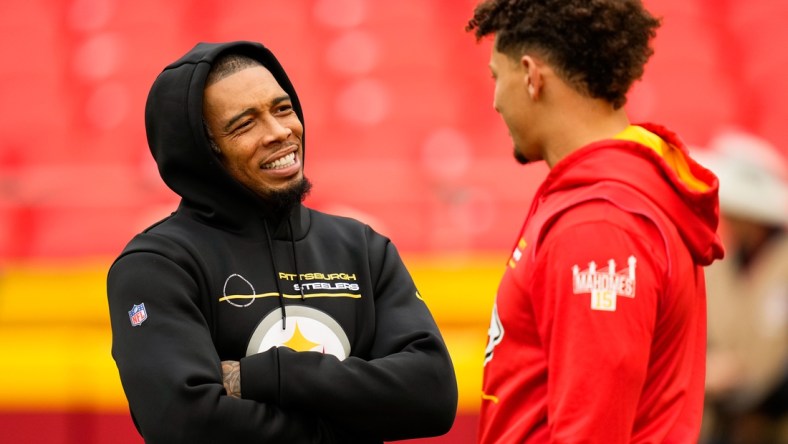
[614,125,709,192]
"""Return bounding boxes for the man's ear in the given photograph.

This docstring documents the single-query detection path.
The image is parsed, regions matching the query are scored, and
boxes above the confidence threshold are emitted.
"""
[521,55,542,100]
[203,119,223,155]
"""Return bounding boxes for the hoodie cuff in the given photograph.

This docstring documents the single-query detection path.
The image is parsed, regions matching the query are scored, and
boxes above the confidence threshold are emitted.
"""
[239,347,280,404]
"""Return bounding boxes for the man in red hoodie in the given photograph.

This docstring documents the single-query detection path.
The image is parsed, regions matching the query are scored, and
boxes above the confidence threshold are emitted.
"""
[466,1,725,442]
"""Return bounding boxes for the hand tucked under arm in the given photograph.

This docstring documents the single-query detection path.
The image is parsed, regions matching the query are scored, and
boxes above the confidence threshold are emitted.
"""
[221,360,241,398]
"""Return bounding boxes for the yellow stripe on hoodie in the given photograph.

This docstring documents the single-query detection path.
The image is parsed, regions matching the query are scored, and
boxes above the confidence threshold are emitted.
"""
[614,125,709,192]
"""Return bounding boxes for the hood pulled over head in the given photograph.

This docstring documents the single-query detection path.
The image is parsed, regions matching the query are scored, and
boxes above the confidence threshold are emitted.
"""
[144,41,305,228]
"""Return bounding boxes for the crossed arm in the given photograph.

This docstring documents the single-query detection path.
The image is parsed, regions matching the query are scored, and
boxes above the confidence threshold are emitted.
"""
[221,361,241,398]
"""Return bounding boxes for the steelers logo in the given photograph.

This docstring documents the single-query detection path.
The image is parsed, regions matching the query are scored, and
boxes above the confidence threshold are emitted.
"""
[246,305,351,361]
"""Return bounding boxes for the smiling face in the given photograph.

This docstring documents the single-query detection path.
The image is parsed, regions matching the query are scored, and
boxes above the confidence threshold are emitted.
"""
[203,65,305,201]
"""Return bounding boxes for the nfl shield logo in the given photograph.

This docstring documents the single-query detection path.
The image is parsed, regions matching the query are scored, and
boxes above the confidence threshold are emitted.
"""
[129,303,148,326]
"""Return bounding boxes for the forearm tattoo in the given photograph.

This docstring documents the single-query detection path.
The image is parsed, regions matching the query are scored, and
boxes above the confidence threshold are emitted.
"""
[221,360,241,398]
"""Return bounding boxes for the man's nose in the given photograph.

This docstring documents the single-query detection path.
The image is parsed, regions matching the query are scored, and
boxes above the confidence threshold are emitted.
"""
[262,116,293,143]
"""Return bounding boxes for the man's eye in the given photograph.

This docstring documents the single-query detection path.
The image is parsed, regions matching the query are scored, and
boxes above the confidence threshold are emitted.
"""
[277,105,293,113]
[229,120,253,136]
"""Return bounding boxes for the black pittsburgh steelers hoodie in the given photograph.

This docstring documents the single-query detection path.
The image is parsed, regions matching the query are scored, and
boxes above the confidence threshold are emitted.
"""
[107,41,457,443]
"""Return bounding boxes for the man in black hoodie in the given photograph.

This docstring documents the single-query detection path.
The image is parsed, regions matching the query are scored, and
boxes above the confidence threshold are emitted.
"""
[107,40,457,443]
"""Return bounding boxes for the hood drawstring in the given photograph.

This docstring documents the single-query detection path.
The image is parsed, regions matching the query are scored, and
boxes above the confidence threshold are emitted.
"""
[288,218,306,301]
[263,220,288,330]
[264,215,305,331]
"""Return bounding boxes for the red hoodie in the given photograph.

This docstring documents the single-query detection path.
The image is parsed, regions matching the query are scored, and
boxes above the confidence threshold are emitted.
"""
[479,124,724,443]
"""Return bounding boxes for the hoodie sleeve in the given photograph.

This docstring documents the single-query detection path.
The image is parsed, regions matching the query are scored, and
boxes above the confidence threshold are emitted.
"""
[238,234,458,441]
[108,249,337,444]
[527,204,666,442]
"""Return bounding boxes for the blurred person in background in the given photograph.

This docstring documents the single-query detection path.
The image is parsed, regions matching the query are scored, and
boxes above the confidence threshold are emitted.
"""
[700,130,788,444]
[107,40,457,443]
[466,0,725,442]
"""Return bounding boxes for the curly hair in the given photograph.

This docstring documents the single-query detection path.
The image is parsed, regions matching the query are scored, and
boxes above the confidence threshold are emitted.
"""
[467,0,661,109]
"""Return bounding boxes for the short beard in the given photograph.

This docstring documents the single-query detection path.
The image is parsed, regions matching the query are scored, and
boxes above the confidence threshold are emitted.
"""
[513,146,530,165]
[260,176,313,215]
